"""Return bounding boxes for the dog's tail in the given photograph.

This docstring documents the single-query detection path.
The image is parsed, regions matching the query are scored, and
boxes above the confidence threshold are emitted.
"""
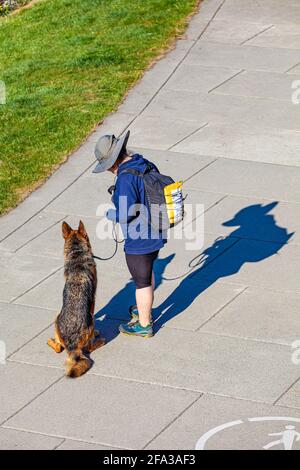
[66,349,91,378]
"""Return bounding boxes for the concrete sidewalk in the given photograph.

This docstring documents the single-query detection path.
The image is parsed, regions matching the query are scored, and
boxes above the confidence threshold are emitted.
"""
[1,0,300,450]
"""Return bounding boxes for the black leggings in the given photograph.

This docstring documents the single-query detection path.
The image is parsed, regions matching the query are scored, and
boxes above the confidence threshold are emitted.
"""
[125,250,159,289]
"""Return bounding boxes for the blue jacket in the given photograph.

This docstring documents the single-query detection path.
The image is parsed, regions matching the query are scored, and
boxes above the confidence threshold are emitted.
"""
[108,154,166,255]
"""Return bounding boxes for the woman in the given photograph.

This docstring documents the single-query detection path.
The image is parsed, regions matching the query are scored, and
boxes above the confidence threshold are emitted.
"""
[93,130,166,337]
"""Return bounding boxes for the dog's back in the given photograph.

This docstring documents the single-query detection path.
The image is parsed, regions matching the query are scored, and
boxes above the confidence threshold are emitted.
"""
[57,221,97,377]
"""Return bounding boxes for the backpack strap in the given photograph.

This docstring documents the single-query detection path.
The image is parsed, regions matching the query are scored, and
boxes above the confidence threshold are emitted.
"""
[120,168,143,177]
[120,163,157,177]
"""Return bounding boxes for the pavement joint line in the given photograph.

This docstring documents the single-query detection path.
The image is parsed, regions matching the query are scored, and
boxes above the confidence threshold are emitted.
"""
[188,277,300,295]
[167,122,209,150]
[183,184,300,205]
[119,0,227,138]
[190,236,241,276]
[12,214,67,253]
[195,286,248,331]
[0,425,133,450]
[12,253,62,260]
[202,391,300,408]
[0,374,65,428]
[211,91,297,104]
[141,393,300,441]
[275,402,300,412]
[177,150,300,170]
[195,329,297,348]
[133,145,300,172]
[142,393,203,449]
[6,320,55,360]
[6,358,299,409]
[53,438,66,450]
[240,24,274,46]
[0,160,96,245]
[7,358,64,371]
[0,425,67,449]
[273,376,300,406]
[286,61,300,73]
[207,69,245,94]
[183,158,218,183]
[9,265,63,305]
[178,194,228,228]
[8,301,58,311]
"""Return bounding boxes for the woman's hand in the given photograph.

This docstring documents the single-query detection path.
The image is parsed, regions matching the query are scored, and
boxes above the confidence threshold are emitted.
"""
[106,208,117,222]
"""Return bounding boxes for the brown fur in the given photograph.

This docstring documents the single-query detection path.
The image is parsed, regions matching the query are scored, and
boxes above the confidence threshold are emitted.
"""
[47,220,105,378]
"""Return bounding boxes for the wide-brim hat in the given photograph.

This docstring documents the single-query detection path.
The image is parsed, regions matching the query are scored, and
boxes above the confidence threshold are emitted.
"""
[92,130,130,173]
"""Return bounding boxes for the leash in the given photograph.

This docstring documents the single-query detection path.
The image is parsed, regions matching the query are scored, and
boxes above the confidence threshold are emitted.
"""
[161,252,208,281]
[92,222,124,261]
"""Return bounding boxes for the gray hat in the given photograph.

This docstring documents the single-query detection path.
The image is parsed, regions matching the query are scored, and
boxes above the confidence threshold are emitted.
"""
[93,130,130,173]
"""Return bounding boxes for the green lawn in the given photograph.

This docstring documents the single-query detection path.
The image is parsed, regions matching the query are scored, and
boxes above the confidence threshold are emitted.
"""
[0,0,199,215]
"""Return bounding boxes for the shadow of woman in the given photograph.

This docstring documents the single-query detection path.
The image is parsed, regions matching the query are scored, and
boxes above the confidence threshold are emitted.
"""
[94,254,175,343]
[153,202,294,331]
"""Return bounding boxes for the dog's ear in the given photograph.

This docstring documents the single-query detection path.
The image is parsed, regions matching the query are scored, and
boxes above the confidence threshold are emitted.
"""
[78,220,88,239]
[62,221,72,239]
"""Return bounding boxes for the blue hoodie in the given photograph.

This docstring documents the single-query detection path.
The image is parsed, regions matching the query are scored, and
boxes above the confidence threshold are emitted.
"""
[110,154,166,255]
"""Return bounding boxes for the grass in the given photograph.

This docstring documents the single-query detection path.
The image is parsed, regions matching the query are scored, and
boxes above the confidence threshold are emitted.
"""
[0,0,199,215]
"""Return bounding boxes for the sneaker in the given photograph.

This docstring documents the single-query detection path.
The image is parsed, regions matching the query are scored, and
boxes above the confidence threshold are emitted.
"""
[129,305,139,323]
[119,320,153,338]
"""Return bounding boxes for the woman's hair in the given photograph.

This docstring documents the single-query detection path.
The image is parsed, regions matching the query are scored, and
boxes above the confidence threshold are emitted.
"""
[109,148,131,172]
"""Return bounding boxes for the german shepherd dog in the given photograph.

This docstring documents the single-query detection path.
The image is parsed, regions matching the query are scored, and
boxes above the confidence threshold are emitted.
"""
[47,221,105,378]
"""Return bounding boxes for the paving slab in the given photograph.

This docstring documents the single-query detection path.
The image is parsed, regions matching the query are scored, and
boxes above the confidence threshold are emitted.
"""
[13,262,131,312]
[185,158,300,202]
[201,287,300,346]
[246,24,300,50]
[4,374,199,449]
[1,0,300,451]
[130,148,216,183]
[199,20,273,45]
[165,64,241,93]
[186,42,300,72]
[172,125,300,167]
[212,70,297,101]
[0,362,62,424]
[287,62,300,74]
[277,380,300,409]
[155,232,238,282]
[0,252,62,303]
[198,0,224,19]
[144,89,300,133]
[43,175,112,217]
[9,321,116,370]
[10,281,245,371]
[87,111,135,142]
[0,428,62,450]
[18,215,124,263]
[56,439,120,450]
[0,303,55,357]
[85,328,300,403]
[215,0,300,26]
[191,238,300,292]
[0,212,65,253]
[202,196,300,245]
[152,277,245,331]
[185,16,208,41]
[128,115,207,150]
[146,394,300,450]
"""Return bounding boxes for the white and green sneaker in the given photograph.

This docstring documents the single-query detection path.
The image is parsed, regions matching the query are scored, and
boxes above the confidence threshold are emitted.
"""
[129,305,139,323]
[119,320,153,338]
